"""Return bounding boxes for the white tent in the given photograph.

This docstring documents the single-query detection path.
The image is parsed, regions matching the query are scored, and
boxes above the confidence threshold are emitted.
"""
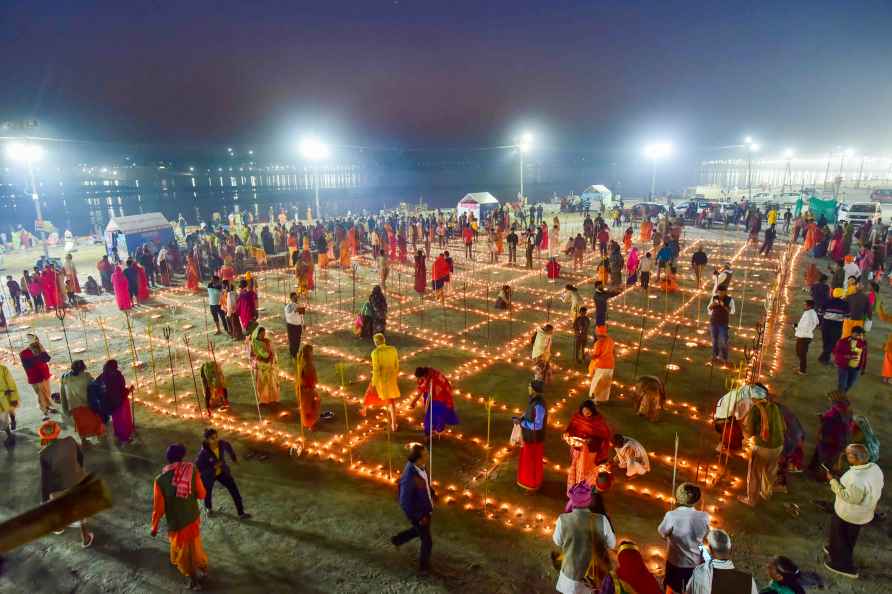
[104,212,175,258]
[456,192,499,220]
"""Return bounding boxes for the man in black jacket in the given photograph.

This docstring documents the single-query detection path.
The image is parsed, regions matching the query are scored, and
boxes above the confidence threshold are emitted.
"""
[194,428,250,519]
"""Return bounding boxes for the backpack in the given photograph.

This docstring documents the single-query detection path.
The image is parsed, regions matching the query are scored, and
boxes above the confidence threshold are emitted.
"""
[94,379,120,414]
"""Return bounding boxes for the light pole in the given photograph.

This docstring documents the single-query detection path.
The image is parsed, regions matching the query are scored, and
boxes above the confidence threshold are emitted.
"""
[781,148,794,194]
[5,142,48,256]
[743,137,760,201]
[516,132,533,200]
[299,136,331,221]
[644,142,672,199]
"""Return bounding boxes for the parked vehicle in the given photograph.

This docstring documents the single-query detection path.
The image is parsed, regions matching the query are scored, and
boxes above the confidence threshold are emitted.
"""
[838,202,881,227]
[626,202,666,220]
[870,188,892,204]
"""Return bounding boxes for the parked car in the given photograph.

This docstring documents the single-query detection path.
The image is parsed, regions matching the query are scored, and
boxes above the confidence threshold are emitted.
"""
[838,202,881,227]
[870,188,892,204]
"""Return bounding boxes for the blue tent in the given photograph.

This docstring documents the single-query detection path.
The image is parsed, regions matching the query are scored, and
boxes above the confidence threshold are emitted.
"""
[104,212,175,258]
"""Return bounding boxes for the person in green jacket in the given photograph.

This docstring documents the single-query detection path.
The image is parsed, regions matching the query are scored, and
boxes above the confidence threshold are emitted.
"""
[738,389,786,507]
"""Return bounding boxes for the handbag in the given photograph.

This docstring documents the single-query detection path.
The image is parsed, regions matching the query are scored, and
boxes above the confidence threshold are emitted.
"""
[509,423,523,447]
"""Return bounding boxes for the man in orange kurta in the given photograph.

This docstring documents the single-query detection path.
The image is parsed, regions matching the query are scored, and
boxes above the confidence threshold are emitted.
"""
[588,325,615,402]
[151,444,209,590]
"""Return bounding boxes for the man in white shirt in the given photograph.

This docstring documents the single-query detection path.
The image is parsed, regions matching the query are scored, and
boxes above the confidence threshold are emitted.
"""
[684,529,757,594]
[613,433,650,477]
[794,299,820,375]
[658,483,711,593]
[284,292,305,359]
[824,444,885,579]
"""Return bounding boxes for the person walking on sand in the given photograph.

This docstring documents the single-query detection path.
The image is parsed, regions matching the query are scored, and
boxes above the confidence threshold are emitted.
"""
[391,443,436,575]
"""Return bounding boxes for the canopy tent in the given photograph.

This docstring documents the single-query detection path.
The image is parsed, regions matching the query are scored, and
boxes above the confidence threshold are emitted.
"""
[808,196,838,224]
[104,212,175,258]
[581,185,614,208]
[456,192,499,221]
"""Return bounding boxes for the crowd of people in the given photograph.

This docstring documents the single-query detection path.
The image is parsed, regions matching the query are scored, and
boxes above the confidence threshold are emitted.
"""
[1,201,887,593]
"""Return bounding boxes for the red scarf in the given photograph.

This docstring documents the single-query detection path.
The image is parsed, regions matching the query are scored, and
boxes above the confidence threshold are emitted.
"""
[163,462,194,498]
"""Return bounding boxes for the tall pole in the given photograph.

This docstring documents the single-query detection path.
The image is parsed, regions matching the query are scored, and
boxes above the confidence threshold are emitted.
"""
[314,168,321,222]
[747,152,752,202]
[519,150,524,199]
[650,159,657,199]
[27,164,49,257]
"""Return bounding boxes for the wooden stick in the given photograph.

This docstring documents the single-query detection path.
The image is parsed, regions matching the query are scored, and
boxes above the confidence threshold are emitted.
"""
[0,474,112,554]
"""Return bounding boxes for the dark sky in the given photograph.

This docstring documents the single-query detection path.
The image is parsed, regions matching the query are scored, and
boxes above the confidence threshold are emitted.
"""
[2,0,891,157]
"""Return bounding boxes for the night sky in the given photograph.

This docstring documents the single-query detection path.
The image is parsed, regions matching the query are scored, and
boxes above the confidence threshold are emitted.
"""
[2,0,891,157]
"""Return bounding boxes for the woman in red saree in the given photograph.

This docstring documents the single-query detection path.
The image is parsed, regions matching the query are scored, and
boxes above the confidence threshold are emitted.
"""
[111,265,132,311]
[40,267,59,310]
[136,263,150,302]
[413,250,426,296]
[562,399,612,488]
[185,254,200,292]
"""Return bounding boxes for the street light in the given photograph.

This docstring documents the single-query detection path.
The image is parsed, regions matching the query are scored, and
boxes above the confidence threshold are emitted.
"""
[782,148,794,193]
[743,137,759,201]
[516,132,533,200]
[299,136,331,220]
[5,142,49,256]
[644,142,673,199]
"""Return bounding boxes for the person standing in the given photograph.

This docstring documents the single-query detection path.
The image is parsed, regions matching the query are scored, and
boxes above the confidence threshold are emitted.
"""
[823,444,885,579]
[507,226,519,265]
[123,259,139,303]
[0,362,19,448]
[639,252,654,290]
[515,379,548,491]
[195,428,250,520]
[101,360,134,444]
[391,443,436,574]
[361,333,400,432]
[658,483,710,593]
[691,245,708,287]
[6,275,22,315]
[592,281,619,327]
[832,325,867,392]
[60,360,104,444]
[760,224,777,256]
[20,333,54,419]
[708,288,735,363]
[843,280,871,338]
[737,389,785,507]
[413,249,427,295]
[573,307,590,364]
[818,288,849,365]
[552,481,616,594]
[793,299,820,375]
[284,293,304,359]
[206,275,227,335]
[295,343,320,431]
[462,224,474,260]
[588,325,615,402]
[39,420,94,548]
[236,279,258,335]
[151,444,209,590]
[684,529,758,594]
[250,327,280,405]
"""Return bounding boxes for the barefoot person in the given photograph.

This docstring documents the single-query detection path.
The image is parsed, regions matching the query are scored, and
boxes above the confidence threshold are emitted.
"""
[151,444,209,590]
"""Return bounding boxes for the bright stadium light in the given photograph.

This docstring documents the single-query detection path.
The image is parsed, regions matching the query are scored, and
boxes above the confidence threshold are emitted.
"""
[298,136,331,219]
[5,142,44,164]
[299,136,331,161]
[5,141,48,255]
[644,142,673,198]
[784,148,794,159]
[515,131,535,199]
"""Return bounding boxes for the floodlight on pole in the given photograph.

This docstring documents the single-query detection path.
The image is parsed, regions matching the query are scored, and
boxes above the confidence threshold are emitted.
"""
[742,137,759,201]
[4,142,48,256]
[644,142,673,198]
[516,132,534,199]
[298,136,331,220]
[782,149,795,193]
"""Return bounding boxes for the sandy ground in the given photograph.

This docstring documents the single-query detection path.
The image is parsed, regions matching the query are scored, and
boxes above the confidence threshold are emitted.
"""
[0,217,889,594]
